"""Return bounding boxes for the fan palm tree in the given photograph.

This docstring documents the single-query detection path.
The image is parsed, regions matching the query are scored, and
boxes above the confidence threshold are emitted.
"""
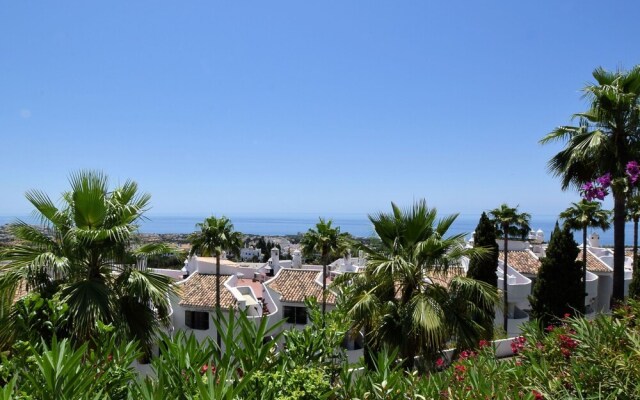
[334,200,499,369]
[627,195,640,298]
[0,171,175,356]
[489,204,531,332]
[540,65,640,302]
[559,200,611,307]
[188,216,243,347]
[300,218,350,319]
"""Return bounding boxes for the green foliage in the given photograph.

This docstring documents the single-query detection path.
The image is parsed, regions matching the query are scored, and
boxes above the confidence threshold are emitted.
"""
[300,218,351,266]
[336,200,499,370]
[467,212,499,287]
[466,213,499,340]
[530,223,584,326]
[281,298,347,373]
[489,203,531,240]
[188,216,243,259]
[255,237,282,263]
[4,293,70,347]
[0,170,176,355]
[4,304,640,398]
[246,367,332,400]
[540,65,640,302]
[2,335,139,400]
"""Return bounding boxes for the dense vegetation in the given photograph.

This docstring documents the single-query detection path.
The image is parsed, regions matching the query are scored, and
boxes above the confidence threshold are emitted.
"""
[529,224,584,325]
[4,296,640,399]
[2,63,640,399]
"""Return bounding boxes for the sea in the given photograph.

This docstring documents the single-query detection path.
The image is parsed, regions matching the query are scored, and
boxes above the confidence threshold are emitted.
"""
[0,213,633,246]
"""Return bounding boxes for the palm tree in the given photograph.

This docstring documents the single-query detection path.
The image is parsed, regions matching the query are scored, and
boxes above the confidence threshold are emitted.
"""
[0,171,175,356]
[335,200,499,369]
[627,195,640,298]
[559,200,611,307]
[540,65,640,302]
[489,204,531,332]
[188,216,243,347]
[300,218,350,319]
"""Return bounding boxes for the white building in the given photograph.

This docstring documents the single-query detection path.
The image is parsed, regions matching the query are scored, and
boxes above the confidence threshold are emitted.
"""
[239,247,263,262]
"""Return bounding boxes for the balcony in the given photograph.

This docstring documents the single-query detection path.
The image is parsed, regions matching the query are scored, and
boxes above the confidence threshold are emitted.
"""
[497,265,532,304]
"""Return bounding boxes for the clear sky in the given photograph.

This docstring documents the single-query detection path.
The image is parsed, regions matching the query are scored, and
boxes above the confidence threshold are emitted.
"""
[1,1,638,218]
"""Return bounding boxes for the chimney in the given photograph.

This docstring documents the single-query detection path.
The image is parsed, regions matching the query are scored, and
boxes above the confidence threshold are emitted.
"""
[588,232,601,248]
[271,247,280,269]
[292,249,302,268]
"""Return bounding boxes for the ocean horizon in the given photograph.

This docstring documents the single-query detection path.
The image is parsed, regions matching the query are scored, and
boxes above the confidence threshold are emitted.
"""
[0,213,632,246]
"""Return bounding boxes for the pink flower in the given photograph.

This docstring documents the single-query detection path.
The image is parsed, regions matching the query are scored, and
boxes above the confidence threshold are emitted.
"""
[596,173,612,188]
[436,357,445,368]
[510,336,527,354]
[532,389,544,400]
[454,364,467,381]
[478,339,489,348]
[627,161,640,184]
[458,350,476,360]
[563,313,571,319]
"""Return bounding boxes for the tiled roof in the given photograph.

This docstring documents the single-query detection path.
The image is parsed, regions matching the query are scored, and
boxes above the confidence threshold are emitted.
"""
[12,280,29,304]
[498,250,541,275]
[266,269,336,304]
[178,273,237,310]
[581,251,612,273]
[429,267,466,289]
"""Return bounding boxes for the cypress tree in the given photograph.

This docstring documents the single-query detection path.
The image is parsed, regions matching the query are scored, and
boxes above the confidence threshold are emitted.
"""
[467,212,499,339]
[467,212,499,287]
[529,223,584,327]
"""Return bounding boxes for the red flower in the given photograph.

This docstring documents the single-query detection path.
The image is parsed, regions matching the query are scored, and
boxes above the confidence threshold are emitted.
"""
[510,336,526,354]
[458,350,476,360]
[532,389,544,400]
[563,313,571,319]
[478,339,489,348]
[200,364,217,375]
[454,364,467,382]
[436,357,445,368]
[106,354,113,362]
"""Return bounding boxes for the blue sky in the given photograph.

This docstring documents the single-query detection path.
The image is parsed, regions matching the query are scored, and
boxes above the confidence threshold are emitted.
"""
[1,1,638,218]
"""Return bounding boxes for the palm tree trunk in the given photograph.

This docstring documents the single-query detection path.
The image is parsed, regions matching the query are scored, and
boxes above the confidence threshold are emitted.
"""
[634,218,638,285]
[503,227,508,333]
[583,227,588,313]
[216,254,222,348]
[612,193,626,303]
[322,261,327,326]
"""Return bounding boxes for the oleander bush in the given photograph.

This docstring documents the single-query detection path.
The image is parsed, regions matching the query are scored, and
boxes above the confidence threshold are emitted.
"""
[4,301,640,399]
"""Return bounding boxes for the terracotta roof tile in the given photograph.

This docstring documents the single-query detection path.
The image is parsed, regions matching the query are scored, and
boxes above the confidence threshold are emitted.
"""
[429,267,466,289]
[498,250,541,275]
[12,280,28,304]
[581,251,612,273]
[178,273,237,310]
[266,269,336,304]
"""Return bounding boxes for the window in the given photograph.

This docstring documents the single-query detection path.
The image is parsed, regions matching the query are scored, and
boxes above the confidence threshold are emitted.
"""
[185,310,209,330]
[283,306,307,324]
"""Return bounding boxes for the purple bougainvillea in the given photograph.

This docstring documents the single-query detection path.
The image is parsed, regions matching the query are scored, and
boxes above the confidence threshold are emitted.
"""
[580,162,640,201]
